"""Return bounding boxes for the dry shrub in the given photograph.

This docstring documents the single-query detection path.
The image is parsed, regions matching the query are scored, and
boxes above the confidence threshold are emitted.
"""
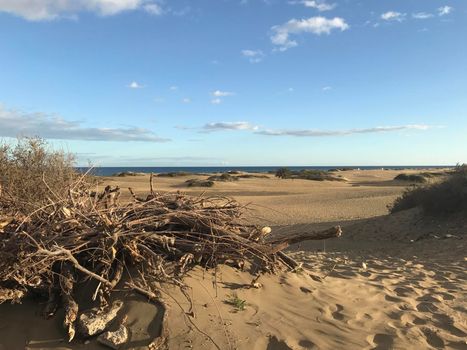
[390,164,467,215]
[0,137,77,214]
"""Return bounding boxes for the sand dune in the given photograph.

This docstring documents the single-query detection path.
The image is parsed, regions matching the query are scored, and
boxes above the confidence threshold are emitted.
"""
[1,169,465,350]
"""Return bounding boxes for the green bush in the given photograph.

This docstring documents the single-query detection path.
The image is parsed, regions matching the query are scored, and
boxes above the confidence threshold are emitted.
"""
[207,173,238,182]
[185,179,215,187]
[275,168,345,181]
[390,164,467,215]
[394,173,429,183]
[275,167,292,179]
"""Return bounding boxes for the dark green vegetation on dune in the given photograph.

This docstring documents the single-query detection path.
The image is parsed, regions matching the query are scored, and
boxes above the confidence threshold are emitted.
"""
[207,173,239,182]
[394,171,446,183]
[390,165,467,215]
[275,167,346,182]
[185,179,215,187]
[113,171,146,177]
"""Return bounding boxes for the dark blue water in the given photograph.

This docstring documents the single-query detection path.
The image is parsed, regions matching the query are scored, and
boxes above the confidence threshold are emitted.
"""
[77,166,449,177]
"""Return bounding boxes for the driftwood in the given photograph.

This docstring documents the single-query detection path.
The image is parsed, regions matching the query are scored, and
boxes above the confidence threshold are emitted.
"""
[0,175,341,344]
[267,226,342,247]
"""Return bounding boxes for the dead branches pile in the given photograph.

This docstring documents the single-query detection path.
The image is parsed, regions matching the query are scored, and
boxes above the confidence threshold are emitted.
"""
[0,176,341,342]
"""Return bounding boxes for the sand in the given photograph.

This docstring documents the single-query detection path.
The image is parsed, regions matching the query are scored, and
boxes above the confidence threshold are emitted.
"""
[1,169,466,350]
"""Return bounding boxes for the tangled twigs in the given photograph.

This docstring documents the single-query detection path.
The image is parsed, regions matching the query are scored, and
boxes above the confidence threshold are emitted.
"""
[0,177,342,344]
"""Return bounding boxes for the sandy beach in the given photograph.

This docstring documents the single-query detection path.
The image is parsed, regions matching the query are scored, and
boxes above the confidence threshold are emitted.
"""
[1,169,465,350]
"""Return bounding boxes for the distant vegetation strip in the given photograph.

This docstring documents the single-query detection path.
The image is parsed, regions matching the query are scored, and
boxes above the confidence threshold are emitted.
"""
[275,167,347,182]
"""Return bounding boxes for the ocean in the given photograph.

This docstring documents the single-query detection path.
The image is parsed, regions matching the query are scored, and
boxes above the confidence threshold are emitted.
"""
[76,166,449,177]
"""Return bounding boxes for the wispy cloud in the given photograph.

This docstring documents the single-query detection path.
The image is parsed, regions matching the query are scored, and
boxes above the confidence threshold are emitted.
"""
[202,122,258,132]
[295,1,336,12]
[271,16,349,51]
[438,6,453,16]
[412,12,434,20]
[212,90,235,97]
[381,11,406,22]
[210,90,235,104]
[128,81,144,89]
[241,49,265,63]
[169,85,178,91]
[0,104,169,142]
[322,86,332,91]
[0,0,165,21]
[255,125,431,137]
[144,3,164,16]
[182,98,191,104]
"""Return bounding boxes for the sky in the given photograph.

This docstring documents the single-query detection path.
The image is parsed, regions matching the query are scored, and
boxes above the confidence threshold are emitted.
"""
[0,0,466,166]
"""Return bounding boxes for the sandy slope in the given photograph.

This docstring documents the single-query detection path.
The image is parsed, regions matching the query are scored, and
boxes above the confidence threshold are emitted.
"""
[1,169,465,350]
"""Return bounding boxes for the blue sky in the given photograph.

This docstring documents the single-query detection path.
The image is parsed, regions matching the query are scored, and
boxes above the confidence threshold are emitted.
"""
[0,0,466,166]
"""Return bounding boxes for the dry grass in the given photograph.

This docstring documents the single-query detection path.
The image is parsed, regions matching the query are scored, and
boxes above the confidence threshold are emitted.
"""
[0,138,78,214]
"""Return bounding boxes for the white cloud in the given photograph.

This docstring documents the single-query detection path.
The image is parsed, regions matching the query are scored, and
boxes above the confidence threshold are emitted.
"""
[241,49,265,63]
[271,16,349,51]
[381,11,406,22]
[255,125,431,137]
[0,104,169,142]
[203,122,258,132]
[212,90,235,97]
[210,90,235,104]
[322,86,332,91]
[301,1,335,12]
[0,0,164,21]
[169,85,178,91]
[128,81,144,89]
[184,121,433,137]
[182,98,191,103]
[144,3,163,15]
[438,6,453,16]
[412,12,434,20]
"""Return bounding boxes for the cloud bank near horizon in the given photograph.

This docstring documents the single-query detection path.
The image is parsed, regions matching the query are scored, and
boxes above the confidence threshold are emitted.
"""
[191,122,433,137]
[0,105,169,142]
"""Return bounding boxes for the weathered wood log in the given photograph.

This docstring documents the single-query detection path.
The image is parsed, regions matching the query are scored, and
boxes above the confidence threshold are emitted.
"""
[277,251,301,269]
[267,226,342,247]
[60,263,78,342]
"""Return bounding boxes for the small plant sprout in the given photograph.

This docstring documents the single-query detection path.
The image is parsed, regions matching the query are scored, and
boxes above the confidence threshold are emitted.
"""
[226,293,247,311]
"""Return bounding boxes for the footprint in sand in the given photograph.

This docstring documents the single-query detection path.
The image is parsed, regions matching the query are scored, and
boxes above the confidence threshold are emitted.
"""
[331,304,345,321]
[368,333,395,350]
[416,302,439,313]
[393,286,415,297]
[421,327,445,349]
[440,292,455,301]
[298,339,316,349]
[432,313,467,338]
[266,336,293,350]
[385,294,404,303]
